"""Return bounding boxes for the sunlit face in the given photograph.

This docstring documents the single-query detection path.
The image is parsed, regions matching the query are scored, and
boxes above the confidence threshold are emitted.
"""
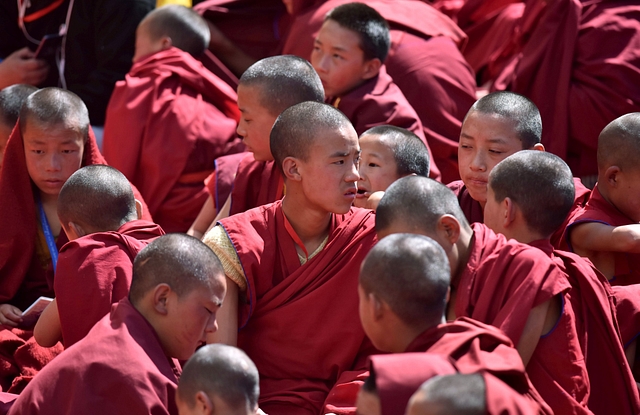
[355,134,401,207]
[133,20,166,63]
[483,183,505,236]
[23,120,84,198]
[176,393,200,415]
[356,388,381,415]
[236,84,278,162]
[458,112,524,206]
[311,20,372,98]
[610,167,640,222]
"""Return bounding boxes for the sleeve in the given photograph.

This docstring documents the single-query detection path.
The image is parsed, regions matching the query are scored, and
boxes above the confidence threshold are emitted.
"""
[203,225,247,291]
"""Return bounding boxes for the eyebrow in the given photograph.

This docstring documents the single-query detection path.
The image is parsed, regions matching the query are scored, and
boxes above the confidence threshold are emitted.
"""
[459,133,509,145]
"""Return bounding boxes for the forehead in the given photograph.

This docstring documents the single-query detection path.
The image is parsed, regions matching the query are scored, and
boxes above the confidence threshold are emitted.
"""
[22,120,84,143]
[461,111,523,147]
[318,19,363,49]
[360,134,395,154]
[309,124,358,152]
[237,84,273,114]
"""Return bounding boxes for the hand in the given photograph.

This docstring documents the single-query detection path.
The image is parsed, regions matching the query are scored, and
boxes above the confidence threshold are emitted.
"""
[0,47,49,89]
[0,304,23,327]
[257,409,268,415]
[365,191,385,211]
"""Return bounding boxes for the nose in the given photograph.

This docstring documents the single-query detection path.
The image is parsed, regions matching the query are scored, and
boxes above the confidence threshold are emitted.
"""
[46,153,62,172]
[236,120,246,139]
[469,150,487,172]
[205,314,218,334]
[346,160,360,183]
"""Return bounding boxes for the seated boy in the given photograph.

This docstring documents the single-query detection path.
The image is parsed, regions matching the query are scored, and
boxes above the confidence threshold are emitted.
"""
[188,55,324,238]
[567,113,640,285]
[310,3,440,179]
[356,233,549,415]
[203,102,377,415]
[354,125,430,209]
[376,176,591,414]
[103,5,244,233]
[448,91,590,249]
[9,234,226,415]
[177,344,259,415]
[33,165,164,348]
[484,150,640,415]
[0,84,37,169]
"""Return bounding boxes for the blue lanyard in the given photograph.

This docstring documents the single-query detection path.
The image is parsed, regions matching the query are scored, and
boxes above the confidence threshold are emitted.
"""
[36,196,58,274]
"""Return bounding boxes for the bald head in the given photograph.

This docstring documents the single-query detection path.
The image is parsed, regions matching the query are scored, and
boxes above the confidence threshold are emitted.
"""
[467,91,541,149]
[360,234,449,326]
[597,112,640,172]
[19,87,89,141]
[58,165,138,233]
[178,344,259,414]
[143,5,210,56]
[376,176,469,236]
[407,374,485,415]
[270,101,353,172]
[0,84,37,129]
[239,56,324,117]
[489,151,575,238]
[362,125,430,177]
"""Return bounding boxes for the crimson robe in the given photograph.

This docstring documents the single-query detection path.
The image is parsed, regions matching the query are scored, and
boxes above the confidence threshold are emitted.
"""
[490,0,640,177]
[566,184,640,286]
[228,155,283,216]
[8,298,181,415]
[203,152,248,212]
[218,202,378,414]
[103,47,244,233]
[458,224,590,414]
[446,180,484,224]
[55,220,164,348]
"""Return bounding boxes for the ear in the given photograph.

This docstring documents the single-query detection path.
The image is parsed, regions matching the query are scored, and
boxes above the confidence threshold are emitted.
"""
[369,292,385,321]
[135,199,143,220]
[282,157,302,182]
[361,58,382,81]
[532,143,545,152]
[195,391,213,415]
[501,197,518,229]
[67,221,87,240]
[436,215,461,245]
[605,165,620,188]
[160,36,172,50]
[152,284,172,316]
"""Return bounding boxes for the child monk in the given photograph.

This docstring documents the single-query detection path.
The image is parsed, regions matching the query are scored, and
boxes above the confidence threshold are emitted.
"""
[33,165,164,348]
[103,5,244,233]
[356,233,549,415]
[177,344,259,415]
[204,102,377,415]
[448,91,590,248]
[484,150,640,415]
[0,84,37,169]
[567,113,640,285]
[310,3,439,179]
[9,234,226,415]
[188,55,324,238]
[355,125,430,209]
[376,176,590,414]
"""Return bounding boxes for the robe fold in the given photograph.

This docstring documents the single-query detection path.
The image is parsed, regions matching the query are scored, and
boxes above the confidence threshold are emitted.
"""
[218,202,378,414]
[566,184,640,286]
[204,152,248,212]
[55,220,164,348]
[103,47,244,233]
[228,155,283,216]
[8,298,181,415]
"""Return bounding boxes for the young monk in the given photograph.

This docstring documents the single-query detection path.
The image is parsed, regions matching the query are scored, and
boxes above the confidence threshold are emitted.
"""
[0,84,37,169]
[355,125,430,209]
[356,233,550,415]
[33,165,164,348]
[448,91,590,249]
[567,113,640,285]
[9,234,226,415]
[310,3,439,179]
[188,55,324,238]
[176,344,259,415]
[376,176,590,414]
[204,102,377,415]
[485,150,640,415]
[103,5,243,233]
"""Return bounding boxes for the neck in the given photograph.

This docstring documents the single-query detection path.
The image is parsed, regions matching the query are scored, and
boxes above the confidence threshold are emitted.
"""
[39,191,58,205]
[395,319,440,353]
[504,228,546,245]
[281,194,332,250]
[451,226,474,284]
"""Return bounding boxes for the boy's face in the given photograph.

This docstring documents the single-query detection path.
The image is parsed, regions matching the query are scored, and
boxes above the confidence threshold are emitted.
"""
[236,84,278,162]
[482,183,506,236]
[23,121,84,199]
[311,19,375,98]
[357,283,384,350]
[355,133,400,208]
[133,20,166,63]
[609,167,640,222]
[458,111,524,206]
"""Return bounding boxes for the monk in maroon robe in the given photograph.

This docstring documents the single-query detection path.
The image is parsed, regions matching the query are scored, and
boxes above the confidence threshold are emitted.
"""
[204,103,377,415]
[103,7,243,233]
[8,234,226,415]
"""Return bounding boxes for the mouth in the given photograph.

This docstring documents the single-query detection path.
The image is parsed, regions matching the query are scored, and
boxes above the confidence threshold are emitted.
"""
[344,188,357,199]
[355,188,370,199]
[465,177,487,188]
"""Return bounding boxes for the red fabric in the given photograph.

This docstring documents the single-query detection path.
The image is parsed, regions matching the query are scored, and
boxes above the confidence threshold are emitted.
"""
[8,299,181,415]
[490,0,640,177]
[228,155,283,216]
[446,180,484,224]
[551,178,591,250]
[219,202,378,414]
[0,393,17,415]
[612,285,640,348]
[204,152,248,212]
[566,184,640,286]
[103,47,244,233]
[483,372,545,415]
[55,220,164,348]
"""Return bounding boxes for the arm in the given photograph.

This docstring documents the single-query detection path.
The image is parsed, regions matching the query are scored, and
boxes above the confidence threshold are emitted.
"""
[205,194,232,234]
[571,222,640,253]
[33,299,62,347]
[206,276,238,346]
[516,296,558,366]
[188,195,217,240]
[205,21,257,78]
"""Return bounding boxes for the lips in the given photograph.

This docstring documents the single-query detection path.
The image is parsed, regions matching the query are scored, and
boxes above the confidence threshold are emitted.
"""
[344,188,357,198]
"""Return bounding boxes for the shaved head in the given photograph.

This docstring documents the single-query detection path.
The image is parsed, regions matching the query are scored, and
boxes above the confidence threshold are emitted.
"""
[407,374,485,415]
[362,126,430,177]
[143,5,210,56]
[178,344,259,413]
[597,112,640,172]
[239,56,324,117]
[19,87,89,141]
[0,84,37,128]
[360,234,449,326]
[376,176,469,235]
[489,151,575,238]
[57,165,138,233]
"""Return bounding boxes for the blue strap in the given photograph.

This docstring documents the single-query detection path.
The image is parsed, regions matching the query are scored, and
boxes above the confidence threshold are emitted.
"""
[36,196,58,274]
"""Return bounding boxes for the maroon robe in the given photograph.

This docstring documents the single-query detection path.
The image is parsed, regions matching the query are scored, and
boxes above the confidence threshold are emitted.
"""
[204,152,248,212]
[218,202,378,414]
[228,155,283,216]
[446,180,484,224]
[566,184,640,286]
[103,47,244,233]
[8,298,181,415]
[55,220,164,348]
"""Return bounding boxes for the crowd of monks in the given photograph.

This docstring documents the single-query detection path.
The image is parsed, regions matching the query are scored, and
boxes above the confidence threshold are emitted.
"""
[0,0,640,414]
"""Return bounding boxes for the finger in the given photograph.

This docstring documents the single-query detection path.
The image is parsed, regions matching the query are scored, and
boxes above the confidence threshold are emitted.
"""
[0,316,18,327]
[15,47,35,59]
